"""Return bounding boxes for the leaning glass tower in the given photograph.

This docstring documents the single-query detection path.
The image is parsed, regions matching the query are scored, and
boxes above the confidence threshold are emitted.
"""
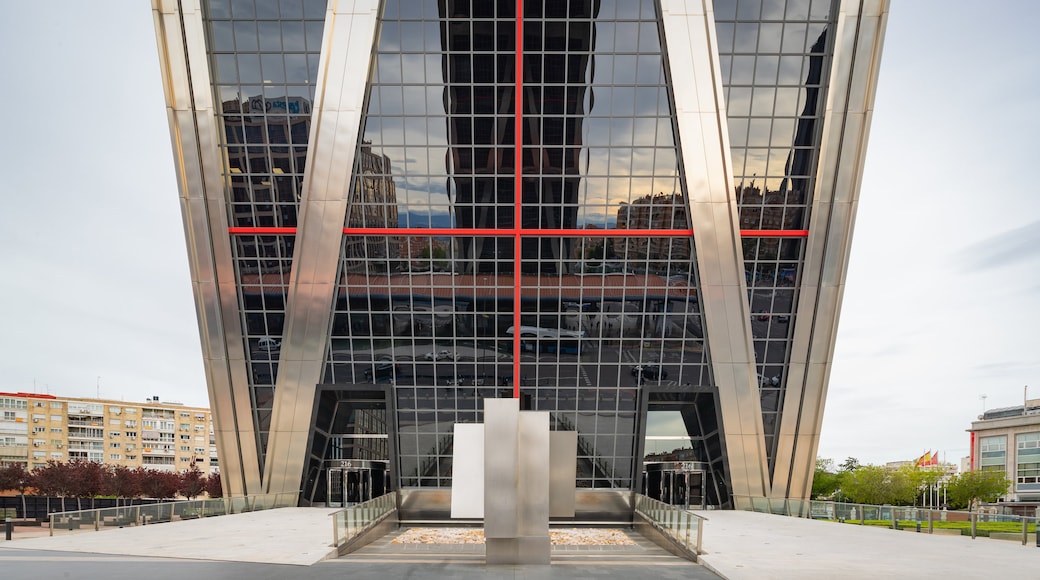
[153,0,887,515]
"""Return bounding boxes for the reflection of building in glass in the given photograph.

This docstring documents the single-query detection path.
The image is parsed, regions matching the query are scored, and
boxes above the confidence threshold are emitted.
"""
[344,142,400,273]
[615,193,691,266]
[441,1,593,275]
[156,0,887,515]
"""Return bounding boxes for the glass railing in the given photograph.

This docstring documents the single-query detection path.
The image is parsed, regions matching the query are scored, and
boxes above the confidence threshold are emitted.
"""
[732,496,1039,545]
[329,493,397,550]
[47,492,300,537]
[633,493,707,555]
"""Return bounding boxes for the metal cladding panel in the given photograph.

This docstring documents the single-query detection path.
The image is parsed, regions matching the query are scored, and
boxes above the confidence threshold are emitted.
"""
[484,398,519,538]
[263,1,380,495]
[518,412,550,537]
[661,0,769,498]
[451,423,485,519]
[549,431,578,518]
[152,0,260,495]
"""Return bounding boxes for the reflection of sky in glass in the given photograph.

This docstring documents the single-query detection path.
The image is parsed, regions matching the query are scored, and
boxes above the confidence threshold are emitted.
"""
[645,411,691,437]
[352,2,685,230]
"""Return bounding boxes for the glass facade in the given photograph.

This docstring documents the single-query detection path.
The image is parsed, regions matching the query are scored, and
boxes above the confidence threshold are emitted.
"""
[313,0,717,497]
[203,0,329,469]
[157,0,886,506]
[716,0,837,474]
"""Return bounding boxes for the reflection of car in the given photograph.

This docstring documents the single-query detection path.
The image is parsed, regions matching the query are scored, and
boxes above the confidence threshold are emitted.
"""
[758,374,781,387]
[258,337,281,351]
[424,350,455,361]
[777,315,790,323]
[506,326,585,354]
[363,356,399,381]
[631,365,668,381]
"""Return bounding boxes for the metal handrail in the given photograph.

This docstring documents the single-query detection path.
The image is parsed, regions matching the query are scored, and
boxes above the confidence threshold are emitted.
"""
[47,491,300,537]
[633,493,707,554]
[329,493,397,549]
[731,495,1040,546]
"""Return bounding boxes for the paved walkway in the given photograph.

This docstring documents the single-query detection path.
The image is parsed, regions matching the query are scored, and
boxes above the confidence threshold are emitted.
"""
[1,507,1037,578]
[0,508,339,565]
[696,509,1038,579]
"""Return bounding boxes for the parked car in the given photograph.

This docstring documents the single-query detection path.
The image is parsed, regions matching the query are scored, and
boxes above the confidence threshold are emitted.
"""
[424,350,455,361]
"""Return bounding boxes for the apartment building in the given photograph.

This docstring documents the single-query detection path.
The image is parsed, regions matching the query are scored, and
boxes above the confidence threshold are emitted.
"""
[0,392,217,473]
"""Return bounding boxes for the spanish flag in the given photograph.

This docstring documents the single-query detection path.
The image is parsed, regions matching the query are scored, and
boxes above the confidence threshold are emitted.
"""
[915,451,932,467]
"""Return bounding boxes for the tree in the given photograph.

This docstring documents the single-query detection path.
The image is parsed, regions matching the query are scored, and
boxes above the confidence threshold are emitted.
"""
[840,464,918,505]
[32,460,75,513]
[109,466,143,508]
[0,464,31,518]
[179,464,206,500]
[204,471,223,499]
[139,469,181,501]
[811,458,842,500]
[65,460,109,510]
[839,457,861,473]
[947,470,1011,511]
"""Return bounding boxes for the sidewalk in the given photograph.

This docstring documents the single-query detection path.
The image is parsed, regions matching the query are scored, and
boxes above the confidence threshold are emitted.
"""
[697,510,1038,579]
[0,508,338,566]
[1,507,1037,577]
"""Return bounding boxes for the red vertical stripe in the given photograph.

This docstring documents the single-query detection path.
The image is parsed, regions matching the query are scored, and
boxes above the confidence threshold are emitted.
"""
[512,0,524,399]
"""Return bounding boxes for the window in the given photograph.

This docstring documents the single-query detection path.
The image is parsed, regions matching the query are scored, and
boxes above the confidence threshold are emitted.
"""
[180,445,191,452]
[126,454,137,460]
[110,419,122,426]
[125,408,137,414]
[2,411,15,420]
[109,407,121,414]
[50,427,62,433]
[125,420,137,428]
[50,401,62,409]
[32,427,45,434]
[180,423,191,431]
[125,431,138,439]
[180,412,191,418]
[109,431,121,438]
[110,442,121,449]
[110,454,121,460]
[980,435,1007,472]
[50,415,61,422]
[180,435,191,441]
[1016,432,1040,490]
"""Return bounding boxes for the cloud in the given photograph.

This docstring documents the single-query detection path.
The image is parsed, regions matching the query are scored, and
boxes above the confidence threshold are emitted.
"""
[959,220,1040,271]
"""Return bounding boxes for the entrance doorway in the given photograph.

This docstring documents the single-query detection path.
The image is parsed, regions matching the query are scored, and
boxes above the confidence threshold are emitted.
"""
[642,461,705,509]
[327,459,391,507]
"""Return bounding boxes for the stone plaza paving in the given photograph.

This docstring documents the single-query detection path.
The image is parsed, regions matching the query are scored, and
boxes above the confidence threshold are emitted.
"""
[0,507,1037,578]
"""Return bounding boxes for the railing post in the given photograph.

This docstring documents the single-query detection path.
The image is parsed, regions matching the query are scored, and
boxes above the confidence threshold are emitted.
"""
[928,509,933,533]
[696,517,704,554]
[1023,519,1028,546]
[95,509,99,531]
[970,512,977,539]
[685,512,691,548]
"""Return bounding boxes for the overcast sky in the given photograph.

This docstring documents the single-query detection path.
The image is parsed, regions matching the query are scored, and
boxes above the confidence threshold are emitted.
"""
[2,2,1038,467]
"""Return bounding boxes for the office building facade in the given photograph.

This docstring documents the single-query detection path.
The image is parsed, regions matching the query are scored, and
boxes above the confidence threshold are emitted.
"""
[153,0,887,514]
[969,398,1040,502]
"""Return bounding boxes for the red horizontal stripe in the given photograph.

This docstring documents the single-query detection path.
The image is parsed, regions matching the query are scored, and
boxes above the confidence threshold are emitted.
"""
[225,227,809,238]
[227,227,297,235]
